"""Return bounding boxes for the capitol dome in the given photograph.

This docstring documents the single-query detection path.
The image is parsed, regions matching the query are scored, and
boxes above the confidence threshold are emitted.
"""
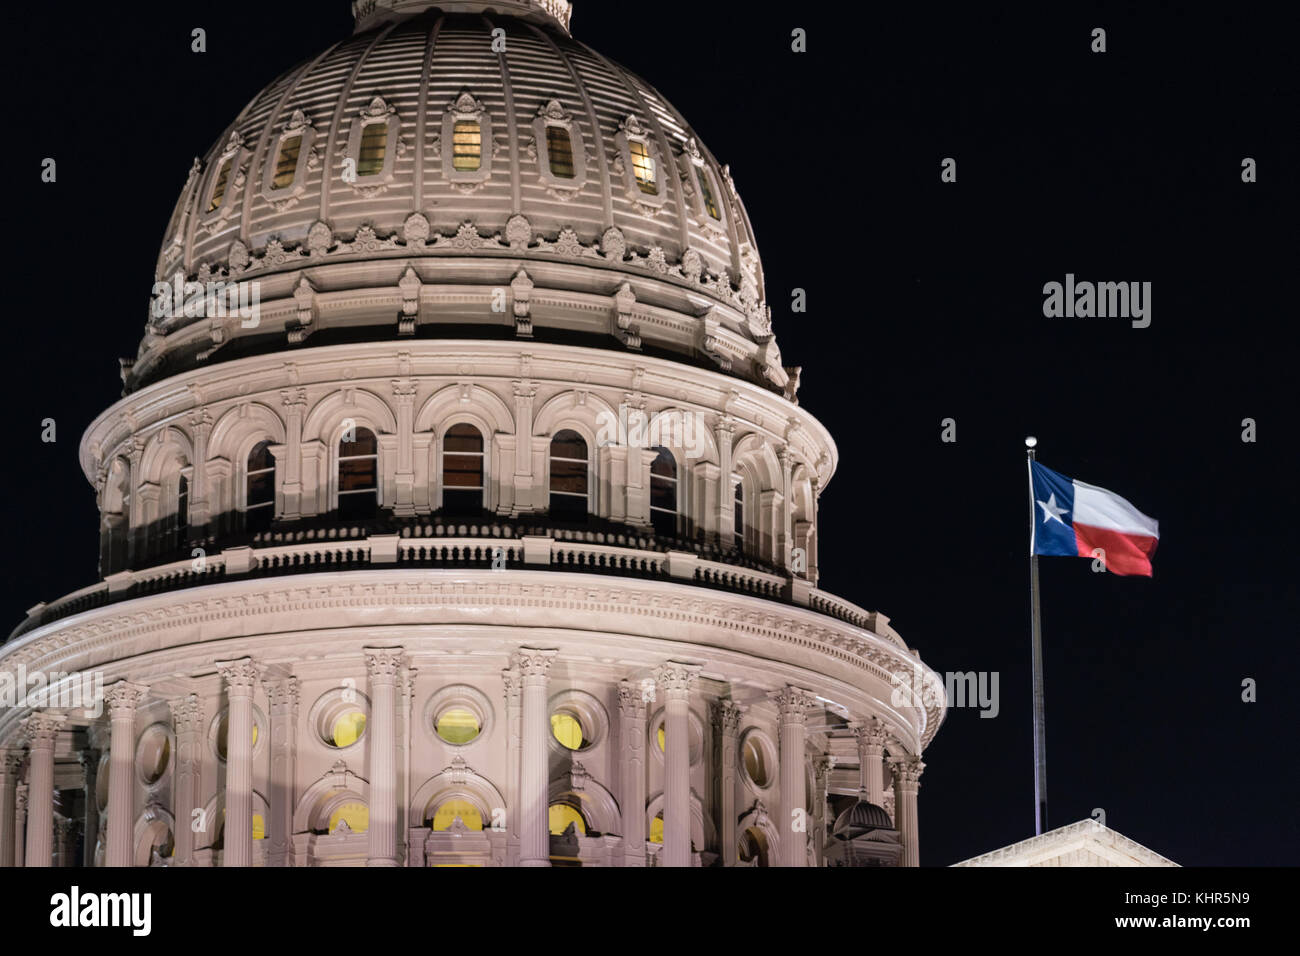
[137,0,779,395]
[1,0,945,871]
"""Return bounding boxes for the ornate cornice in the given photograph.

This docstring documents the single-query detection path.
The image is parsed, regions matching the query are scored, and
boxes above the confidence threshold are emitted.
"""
[1,572,945,749]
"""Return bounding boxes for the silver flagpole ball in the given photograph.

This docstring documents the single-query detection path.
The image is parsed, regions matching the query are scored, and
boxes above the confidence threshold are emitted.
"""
[1025,436,1038,448]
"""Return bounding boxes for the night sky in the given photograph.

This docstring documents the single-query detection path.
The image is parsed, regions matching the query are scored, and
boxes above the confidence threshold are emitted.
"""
[7,2,1296,866]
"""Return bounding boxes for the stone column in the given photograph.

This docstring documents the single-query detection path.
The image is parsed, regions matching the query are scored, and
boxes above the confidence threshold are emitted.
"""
[23,711,66,867]
[54,816,78,867]
[513,648,556,867]
[364,647,403,867]
[13,784,27,867]
[263,677,299,867]
[812,754,833,867]
[391,381,417,515]
[777,445,794,570]
[216,659,258,867]
[511,381,537,512]
[853,718,888,807]
[715,417,735,546]
[78,749,100,868]
[711,699,741,866]
[105,682,147,867]
[0,749,23,867]
[656,662,700,868]
[775,686,814,867]
[168,696,203,867]
[501,667,522,867]
[279,388,307,519]
[617,680,649,866]
[890,754,924,867]
[188,408,213,530]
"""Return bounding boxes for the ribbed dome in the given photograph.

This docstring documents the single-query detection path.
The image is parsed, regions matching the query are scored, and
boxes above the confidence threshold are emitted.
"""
[833,797,895,840]
[138,2,781,395]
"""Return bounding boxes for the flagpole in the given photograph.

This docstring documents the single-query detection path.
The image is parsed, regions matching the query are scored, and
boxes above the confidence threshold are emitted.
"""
[1025,436,1048,836]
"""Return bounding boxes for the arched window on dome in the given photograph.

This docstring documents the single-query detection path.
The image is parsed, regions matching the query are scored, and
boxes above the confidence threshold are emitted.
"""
[345,96,400,183]
[207,157,233,213]
[733,480,745,554]
[338,427,379,520]
[548,430,588,520]
[629,139,657,195]
[270,135,302,190]
[441,423,484,514]
[532,99,587,191]
[260,109,315,201]
[245,441,276,533]
[649,447,678,537]
[443,91,492,184]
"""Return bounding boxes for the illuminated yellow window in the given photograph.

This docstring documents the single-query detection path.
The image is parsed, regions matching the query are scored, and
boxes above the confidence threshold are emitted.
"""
[271,134,302,190]
[649,812,664,844]
[696,166,719,219]
[546,125,575,178]
[328,801,369,834]
[330,710,366,748]
[357,121,387,176]
[453,120,482,171]
[656,725,665,751]
[548,802,586,835]
[431,798,483,831]
[208,158,232,212]
[435,707,481,745]
[550,711,585,750]
[629,139,657,195]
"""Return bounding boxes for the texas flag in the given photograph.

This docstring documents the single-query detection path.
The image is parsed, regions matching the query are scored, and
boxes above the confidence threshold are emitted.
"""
[1030,461,1160,576]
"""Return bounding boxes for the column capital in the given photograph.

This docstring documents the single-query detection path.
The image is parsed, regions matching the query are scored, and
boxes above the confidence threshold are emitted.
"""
[851,716,889,751]
[774,685,816,722]
[617,679,650,718]
[889,754,925,792]
[262,675,301,712]
[104,680,149,718]
[710,698,743,736]
[167,694,205,734]
[363,646,405,682]
[511,647,557,679]
[21,711,67,748]
[1,748,25,776]
[215,658,260,696]
[654,661,701,696]
[813,753,835,778]
[501,667,521,704]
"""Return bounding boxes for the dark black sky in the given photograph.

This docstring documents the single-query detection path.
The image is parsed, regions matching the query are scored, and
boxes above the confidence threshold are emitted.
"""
[6,2,1297,866]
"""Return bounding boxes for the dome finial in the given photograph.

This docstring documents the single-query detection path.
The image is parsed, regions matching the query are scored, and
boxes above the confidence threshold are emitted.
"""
[353,0,572,34]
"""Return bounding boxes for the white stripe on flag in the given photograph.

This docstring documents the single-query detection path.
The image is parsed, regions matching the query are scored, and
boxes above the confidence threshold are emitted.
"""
[1072,480,1159,537]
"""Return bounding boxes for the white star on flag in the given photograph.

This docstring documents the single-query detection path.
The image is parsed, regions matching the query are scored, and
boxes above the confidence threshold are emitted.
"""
[1037,492,1069,527]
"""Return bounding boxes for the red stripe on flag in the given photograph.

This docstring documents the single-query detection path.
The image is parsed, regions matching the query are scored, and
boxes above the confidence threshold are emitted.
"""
[1072,523,1158,577]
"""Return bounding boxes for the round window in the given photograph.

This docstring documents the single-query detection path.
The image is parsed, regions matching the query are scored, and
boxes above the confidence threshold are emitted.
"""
[135,723,172,785]
[551,711,586,750]
[739,729,775,790]
[435,707,481,745]
[309,688,371,751]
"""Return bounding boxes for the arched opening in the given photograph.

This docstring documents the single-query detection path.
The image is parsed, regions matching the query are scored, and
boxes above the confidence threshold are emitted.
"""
[245,441,276,533]
[649,447,677,537]
[442,423,484,514]
[549,429,589,520]
[338,427,379,520]
[739,826,770,866]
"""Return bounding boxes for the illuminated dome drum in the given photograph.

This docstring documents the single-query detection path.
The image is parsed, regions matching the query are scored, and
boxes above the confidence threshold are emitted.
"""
[0,0,946,868]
